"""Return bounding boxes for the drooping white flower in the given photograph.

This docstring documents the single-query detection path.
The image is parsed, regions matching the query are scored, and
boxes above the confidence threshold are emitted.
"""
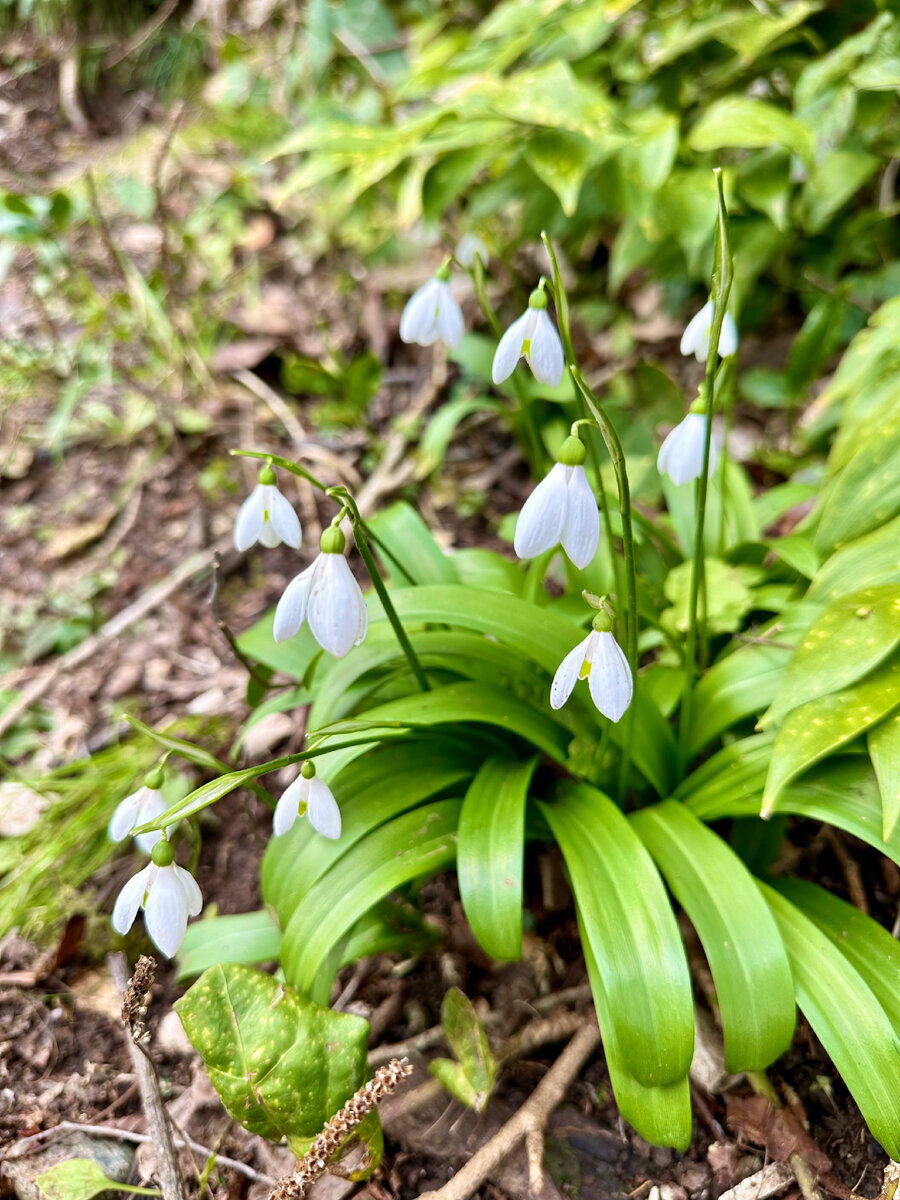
[514,435,598,569]
[273,525,367,657]
[492,289,564,387]
[399,269,464,348]
[657,412,719,486]
[108,769,169,855]
[234,465,301,552]
[455,233,489,269]
[111,841,202,958]
[680,300,738,362]
[273,764,341,840]
[550,626,633,723]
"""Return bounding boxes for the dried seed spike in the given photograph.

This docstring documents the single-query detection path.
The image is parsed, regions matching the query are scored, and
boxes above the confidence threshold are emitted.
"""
[121,955,156,1038]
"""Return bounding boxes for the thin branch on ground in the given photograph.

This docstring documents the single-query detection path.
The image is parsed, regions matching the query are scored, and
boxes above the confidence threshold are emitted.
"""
[104,0,180,68]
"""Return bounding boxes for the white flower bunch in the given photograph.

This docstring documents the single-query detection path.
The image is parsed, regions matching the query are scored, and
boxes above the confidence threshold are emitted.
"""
[658,402,719,487]
[112,838,202,958]
[108,767,168,854]
[514,434,599,569]
[680,300,738,363]
[400,265,464,349]
[274,525,368,658]
[234,464,301,551]
[492,287,564,388]
[551,610,633,723]
[273,761,341,840]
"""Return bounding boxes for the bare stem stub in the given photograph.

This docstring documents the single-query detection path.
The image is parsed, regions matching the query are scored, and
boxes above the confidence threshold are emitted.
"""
[269,1058,414,1200]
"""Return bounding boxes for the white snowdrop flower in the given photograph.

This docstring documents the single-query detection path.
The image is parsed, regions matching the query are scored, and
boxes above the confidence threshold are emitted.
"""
[399,266,464,348]
[514,435,599,569]
[657,411,719,486]
[111,840,202,958]
[233,464,301,552]
[550,620,633,723]
[273,525,367,658]
[455,233,489,269]
[492,288,564,387]
[108,767,169,855]
[680,299,738,362]
[272,762,341,840]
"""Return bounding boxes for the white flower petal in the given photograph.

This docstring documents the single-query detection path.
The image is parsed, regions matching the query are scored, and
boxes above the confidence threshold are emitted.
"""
[587,632,633,723]
[233,485,266,551]
[109,789,143,843]
[273,564,315,643]
[719,312,739,357]
[436,283,464,348]
[308,554,365,658]
[134,790,167,855]
[173,864,203,917]
[112,864,153,936]
[680,301,712,359]
[400,280,441,346]
[258,522,281,548]
[491,311,531,384]
[550,633,593,711]
[560,466,600,569]
[526,310,564,387]
[354,589,368,647]
[266,485,302,549]
[273,775,308,836]
[658,413,709,486]
[514,462,568,560]
[144,866,188,958]
[306,777,342,840]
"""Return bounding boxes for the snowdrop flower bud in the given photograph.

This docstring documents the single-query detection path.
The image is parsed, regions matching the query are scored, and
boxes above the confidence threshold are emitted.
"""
[111,839,202,958]
[550,611,633,723]
[455,233,488,269]
[273,760,341,840]
[108,767,169,855]
[492,287,564,387]
[273,525,368,657]
[657,405,719,486]
[399,264,464,349]
[514,435,599,569]
[680,300,738,362]
[233,464,301,552]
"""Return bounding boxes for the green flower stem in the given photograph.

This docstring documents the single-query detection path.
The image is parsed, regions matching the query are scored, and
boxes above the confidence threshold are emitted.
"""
[230,448,327,492]
[470,252,544,475]
[678,169,734,766]
[327,487,431,693]
[716,357,737,557]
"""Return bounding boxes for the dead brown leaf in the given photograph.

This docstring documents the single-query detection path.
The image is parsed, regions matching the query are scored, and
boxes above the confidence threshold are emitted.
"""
[725,1094,831,1174]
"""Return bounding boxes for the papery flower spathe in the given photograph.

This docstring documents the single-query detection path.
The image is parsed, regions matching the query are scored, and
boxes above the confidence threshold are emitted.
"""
[111,840,202,958]
[108,767,169,855]
[492,287,564,388]
[399,265,464,349]
[273,762,341,840]
[657,412,718,486]
[514,435,599,569]
[273,525,367,658]
[550,618,633,723]
[233,464,301,552]
[680,300,738,362]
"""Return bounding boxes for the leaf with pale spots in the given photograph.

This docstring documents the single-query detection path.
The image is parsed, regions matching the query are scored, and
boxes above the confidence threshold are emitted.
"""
[762,654,900,811]
[812,410,900,552]
[174,963,369,1155]
[760,586,900,729]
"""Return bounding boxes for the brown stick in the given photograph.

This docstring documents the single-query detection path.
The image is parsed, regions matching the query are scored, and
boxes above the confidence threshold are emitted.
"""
[416,1018,601,1200]
[108,954,185,1200]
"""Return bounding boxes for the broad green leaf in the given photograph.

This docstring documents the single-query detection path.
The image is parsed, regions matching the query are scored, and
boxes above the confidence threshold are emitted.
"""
[280,800,461,992]
[766,534,819,580]
[177,910,281,981]
[662,558,759,636]
[239,612,322,683]
[366,501,458,586]
[631,801,795,1071]
[770,878,900,1035]
[760,884,900,1159]
[174,964,369,1155]
[807,512,900,603]
[340,899,440,964]
[452,547,523,595]
[869,711,900,840]
[578,910,691,1151]
[541,782,693,1086]
[800,150,880,233]
[36,1161,157,1200]
[737,151,791,231]
[812,408,900,552]
[688,97,814,164]
[762,655,900,811]
[525,130,594,216]
[761,586,900,728]
[261,738,475,924]
[458,756,536,960]
[430,987,496,1111]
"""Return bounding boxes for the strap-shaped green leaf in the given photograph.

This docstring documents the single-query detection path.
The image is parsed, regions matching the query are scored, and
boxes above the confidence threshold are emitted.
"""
[458,756,536,961]
[578,909,691,1151]
[769,878,900,1035]
[262,738,476,924]
[676,732,772,817]
[177,910,282,982]
[540,782,693,1086]
[869,710,900,840]
[281,800,461,992]
[630,801,795,1071]
[366,500,459,585]
[760,883,900,1159]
